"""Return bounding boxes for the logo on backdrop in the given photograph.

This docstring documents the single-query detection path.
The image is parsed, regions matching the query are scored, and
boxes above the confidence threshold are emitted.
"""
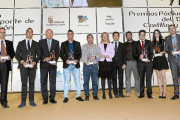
[105,15,114,26]
[46,15,65,26]
[78,15,88,23]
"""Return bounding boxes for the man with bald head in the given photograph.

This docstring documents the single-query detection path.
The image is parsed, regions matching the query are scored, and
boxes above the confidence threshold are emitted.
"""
[39,29,59,104]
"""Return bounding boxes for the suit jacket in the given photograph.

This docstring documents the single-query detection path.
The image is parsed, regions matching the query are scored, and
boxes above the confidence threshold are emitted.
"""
[39,39,59,69]
[165,34,180,62]
[98,43,115,62]
[60,40,81,68]
[1,40,15,71]
[133,39,154,61]
[111,41,126,67]
[15,40,41,69]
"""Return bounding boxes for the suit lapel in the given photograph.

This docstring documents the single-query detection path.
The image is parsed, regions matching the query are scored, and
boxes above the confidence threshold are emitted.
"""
[138,40,143,51]
[144,39,148,50]
[169,36,173,49]
[66,40,70,53]
[50,39,54,52]
[73,40,75,53]
[176,34,180,49]
[29,40,35,52]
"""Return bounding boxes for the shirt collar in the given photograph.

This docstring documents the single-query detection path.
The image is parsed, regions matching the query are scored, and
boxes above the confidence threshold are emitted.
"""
[0,39,5,42]
[26,39,32,42]
[140,39,145,42]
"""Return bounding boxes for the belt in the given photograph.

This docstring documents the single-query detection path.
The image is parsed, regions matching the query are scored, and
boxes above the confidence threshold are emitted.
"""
[84,63,97,66]
[0,62,6,64]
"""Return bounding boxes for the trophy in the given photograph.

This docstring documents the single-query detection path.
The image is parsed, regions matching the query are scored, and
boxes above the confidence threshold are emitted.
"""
[141,48,148,62]
[173,42,180,55]
[68,50,76,64]
[49,50,56,64]
[25,52,33,67]
[87,49,93,65]
[154,44,161,57]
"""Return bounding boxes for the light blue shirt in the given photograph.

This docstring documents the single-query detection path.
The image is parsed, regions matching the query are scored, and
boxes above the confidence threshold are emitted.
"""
[0,39,6,53]
[113,41,119,48]
[43,0,63,7]
[171,35,179,57]
[47,39,52,46]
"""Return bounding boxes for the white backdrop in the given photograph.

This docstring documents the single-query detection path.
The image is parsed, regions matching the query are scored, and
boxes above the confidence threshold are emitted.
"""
[0,0,179,92]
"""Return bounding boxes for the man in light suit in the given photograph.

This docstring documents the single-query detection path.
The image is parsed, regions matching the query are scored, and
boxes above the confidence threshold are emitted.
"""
[165,25,180,100]
[15,28,41,108]
[0,28,15,108]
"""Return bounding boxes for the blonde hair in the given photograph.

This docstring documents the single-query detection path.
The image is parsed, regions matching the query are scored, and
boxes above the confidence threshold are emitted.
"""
[100,32,110,43]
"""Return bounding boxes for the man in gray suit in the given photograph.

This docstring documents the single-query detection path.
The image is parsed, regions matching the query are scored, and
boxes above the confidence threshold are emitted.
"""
[165,24,180,100]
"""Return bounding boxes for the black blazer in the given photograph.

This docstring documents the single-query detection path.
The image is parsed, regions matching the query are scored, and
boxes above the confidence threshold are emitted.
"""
[1,40,15,71]
[39,39,59,69]
[15,40,41,69]
[112,41,126,67]
[133,39,154,61]
[60,40,82,68]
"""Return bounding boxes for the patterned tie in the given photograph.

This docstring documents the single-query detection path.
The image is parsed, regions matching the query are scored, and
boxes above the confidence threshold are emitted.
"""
[48,40,51,51]
[1,40,7,56]
[141,41,144,50]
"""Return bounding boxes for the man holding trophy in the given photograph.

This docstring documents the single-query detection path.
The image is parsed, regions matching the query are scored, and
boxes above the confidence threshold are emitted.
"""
[39,29,59,104]
[60,30,84,103]
[133,30,154,99]
[165,25,180,100]
[15,28,41,108]
[0,28,15,108]
[81,34,100,101]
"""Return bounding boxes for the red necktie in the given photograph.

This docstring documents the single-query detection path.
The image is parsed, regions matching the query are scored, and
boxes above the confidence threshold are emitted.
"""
[141,41,144,50]
[1,40,7,56]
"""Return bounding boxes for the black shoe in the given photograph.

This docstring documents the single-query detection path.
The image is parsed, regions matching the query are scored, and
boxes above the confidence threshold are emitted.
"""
[43,100,48,104]
[162,96,166,99]
[119,94,125,98]
[102,95,106,99]
[1,103,9,108]
[18,102,26,108]
[50,99,57,104]
[109,94,113,99]
[115,95,119,98]
[93,96,99,100]
[171,95,179,100]
[85,96,89,101]
[30,101,37,106]
[76,96,84,101]
[138,95,145,98]
[63,97,69,103]
[147,95,153,99]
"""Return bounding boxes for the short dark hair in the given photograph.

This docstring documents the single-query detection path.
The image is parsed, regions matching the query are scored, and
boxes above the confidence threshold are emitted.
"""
[26,28,33,33]
[68,30,74,34]
[0,27,5,31]
[87,34,93,39]
[168,24,176,29]
[126,31,132,37]
[112,31,119,36]
[139,30,146,35]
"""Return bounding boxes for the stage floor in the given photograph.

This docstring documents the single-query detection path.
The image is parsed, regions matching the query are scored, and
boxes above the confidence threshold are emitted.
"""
[0,86,180,120]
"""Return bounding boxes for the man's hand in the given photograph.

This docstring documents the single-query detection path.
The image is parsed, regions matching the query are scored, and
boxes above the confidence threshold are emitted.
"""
[85,62,89,66]
[30,62,35,68]
[45,57,51,62]
[66,60,70,64]
[22,61,27,68]
[99,54,104,58]
[106,55,110,58]
[7,55,10,60]
[90,56,95,61]
[74,60,78,63]
[139,54,143,59]
[171,51,174,55]
[122,64,126,69]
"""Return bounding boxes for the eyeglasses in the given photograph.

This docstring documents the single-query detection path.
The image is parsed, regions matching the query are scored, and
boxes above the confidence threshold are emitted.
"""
[140,34,145,36]
[0,32,5,34]
[169,28,176,31]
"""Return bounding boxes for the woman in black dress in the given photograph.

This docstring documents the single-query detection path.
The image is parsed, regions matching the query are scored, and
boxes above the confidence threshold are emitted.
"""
[98,32,115,99]
[152,29,169,98]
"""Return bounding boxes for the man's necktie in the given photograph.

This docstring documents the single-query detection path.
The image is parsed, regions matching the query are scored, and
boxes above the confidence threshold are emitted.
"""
[1,40,7,56]
[141,41,144,50]
[28,40,30,51]
[48,40,51,51]
[115,42,118,52]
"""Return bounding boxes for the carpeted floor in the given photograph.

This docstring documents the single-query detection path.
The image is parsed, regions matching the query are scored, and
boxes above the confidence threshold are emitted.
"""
[0,86,179,120]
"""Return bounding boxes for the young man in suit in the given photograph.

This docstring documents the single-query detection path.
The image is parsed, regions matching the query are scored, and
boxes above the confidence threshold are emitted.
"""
[133,30,154,99]
[0,28,15,108]
[15,28,41,108]
[165,25,180,100]
[112,32,126,98]
[39,29,59,104]
[60,30,84,103]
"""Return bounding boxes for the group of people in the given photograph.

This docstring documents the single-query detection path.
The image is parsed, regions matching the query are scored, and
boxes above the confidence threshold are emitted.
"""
[0,24,180,109]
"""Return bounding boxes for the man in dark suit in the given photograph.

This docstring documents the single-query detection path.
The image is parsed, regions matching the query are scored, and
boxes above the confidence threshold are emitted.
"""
[60,30,84,103]
[39,29,59,104]
[165,25,180,100]
[133,30,154,99]
[112,32,126,98]
[15,28,41,108]
[0,28,15,108]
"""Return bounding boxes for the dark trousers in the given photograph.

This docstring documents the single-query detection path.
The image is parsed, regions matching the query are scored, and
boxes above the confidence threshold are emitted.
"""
[112,64,124,96]
[137,61,153,96]
[40,67,56,101]
[83,64,98,96]
[0,63,9,104]
[20,67,36,102]
[101,78,112,96]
